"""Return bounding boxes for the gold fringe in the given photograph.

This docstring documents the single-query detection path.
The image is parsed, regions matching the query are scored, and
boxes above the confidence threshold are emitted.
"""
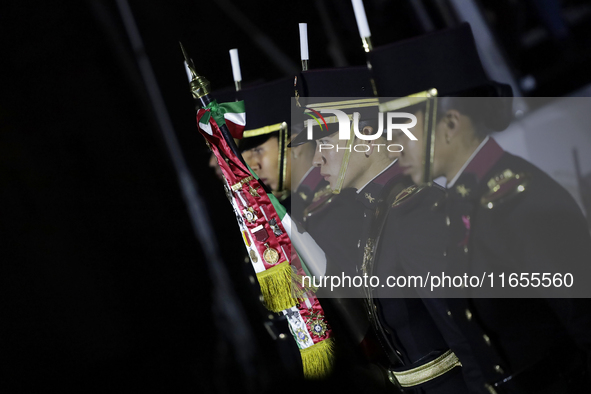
[300,338,335,379]
[290,266,318,299]
[256,261,298,312]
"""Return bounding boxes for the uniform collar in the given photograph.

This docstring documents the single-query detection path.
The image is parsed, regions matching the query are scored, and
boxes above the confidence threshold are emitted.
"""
[356,160,403,208]
[296,166,321,192]
[447,137,504,200]
[447,136,490,188]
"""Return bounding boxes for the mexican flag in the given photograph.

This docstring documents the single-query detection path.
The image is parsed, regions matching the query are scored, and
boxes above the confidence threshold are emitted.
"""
[198,99,246,139]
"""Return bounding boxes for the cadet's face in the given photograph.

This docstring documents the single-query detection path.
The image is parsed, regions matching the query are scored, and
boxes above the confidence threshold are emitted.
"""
[394,111,424,185]
[242,136,279,191]
[395,110,448,184]
[242,136,291,192]
[312,132,346,189]
[312,132,369,190]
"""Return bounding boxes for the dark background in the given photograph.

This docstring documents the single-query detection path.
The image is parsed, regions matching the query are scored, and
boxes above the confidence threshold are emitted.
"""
[1,0,590,392]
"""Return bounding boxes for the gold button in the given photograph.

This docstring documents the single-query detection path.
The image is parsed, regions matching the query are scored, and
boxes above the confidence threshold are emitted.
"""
[447,310,452,317]
[464,246,469,254]
[494,365,504,374]
[483,334,491,346]
[446,216,450,226]
[465,309,472,321]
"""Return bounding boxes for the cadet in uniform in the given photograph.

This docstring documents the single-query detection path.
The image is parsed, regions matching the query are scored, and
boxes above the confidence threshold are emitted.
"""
[237,77,293,208]
[369,23,591,394]
[291,66,403,278]
[291,65,481,393]
[289,66,409,391]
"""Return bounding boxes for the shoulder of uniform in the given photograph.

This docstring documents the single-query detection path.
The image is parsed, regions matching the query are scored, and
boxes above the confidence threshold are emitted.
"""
[391,184,423,207]
[313,184,333,202]
[302,185,334,219]
[480,168,530,209]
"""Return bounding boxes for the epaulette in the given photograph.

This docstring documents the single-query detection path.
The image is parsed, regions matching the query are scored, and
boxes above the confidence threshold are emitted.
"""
[303,184,334,220]
[313,184,333,201]
[480,169,530,209]
[391,185,424,207]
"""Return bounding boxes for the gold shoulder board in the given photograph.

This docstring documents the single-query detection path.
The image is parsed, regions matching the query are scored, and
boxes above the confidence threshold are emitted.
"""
[480,169,529,209]
[392,185,421,207]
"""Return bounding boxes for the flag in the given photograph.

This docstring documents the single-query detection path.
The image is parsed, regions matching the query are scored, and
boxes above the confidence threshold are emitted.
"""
[196,100,334,378]
[198,99,246,139]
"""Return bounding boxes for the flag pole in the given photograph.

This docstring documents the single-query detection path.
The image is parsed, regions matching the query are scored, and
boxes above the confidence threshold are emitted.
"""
[180,42,253,173]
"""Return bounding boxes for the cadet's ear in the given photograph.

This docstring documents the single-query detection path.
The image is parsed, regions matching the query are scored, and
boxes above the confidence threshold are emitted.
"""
[441,109,461,143]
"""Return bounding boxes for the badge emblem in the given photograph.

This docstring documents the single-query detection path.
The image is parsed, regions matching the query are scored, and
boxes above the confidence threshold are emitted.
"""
[307,311,328,337]
[249,249,258,263]
[269,218,283,237]
[262,243,280,264]
[251,224,269,243]
[285,308,300,320]
[242,207,258,223]
[294,327,309,345]
[248,184,260,198]
[365,193,375,203]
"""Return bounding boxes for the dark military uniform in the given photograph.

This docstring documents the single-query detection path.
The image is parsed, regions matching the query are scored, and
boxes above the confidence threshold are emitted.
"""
[237,77,294,206]
[442,138,591,394]
[303,160,407,393]
[291,166,329,223]
[354,22,514,394]
[305,161,404,280]
[364,183,485,394]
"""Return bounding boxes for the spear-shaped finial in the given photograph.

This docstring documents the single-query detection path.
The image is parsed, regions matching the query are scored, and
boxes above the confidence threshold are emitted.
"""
[179,42,211,99]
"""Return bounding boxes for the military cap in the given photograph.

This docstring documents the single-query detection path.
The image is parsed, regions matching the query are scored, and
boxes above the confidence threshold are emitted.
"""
[236,77,294,152]
[367,23,513,132]
[369,23,512,100]
[290,66,379,146]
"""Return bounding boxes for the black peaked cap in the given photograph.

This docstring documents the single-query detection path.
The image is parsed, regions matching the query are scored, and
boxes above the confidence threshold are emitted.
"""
[291,66,379,146]
[369,23,510,98]
[237,77,295,132]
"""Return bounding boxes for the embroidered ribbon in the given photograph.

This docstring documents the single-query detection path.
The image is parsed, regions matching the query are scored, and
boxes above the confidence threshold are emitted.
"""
[198,99,246,139]
[195,108,334,378]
